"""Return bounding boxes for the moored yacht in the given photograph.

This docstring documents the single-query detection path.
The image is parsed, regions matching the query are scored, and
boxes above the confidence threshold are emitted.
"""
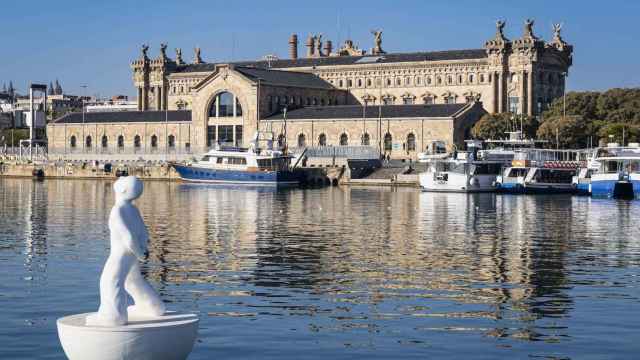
[419,140,506,192]
[171,132,301,186]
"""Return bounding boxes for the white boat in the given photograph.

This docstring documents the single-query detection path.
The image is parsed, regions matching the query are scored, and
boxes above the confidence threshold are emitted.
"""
[572,148,601,195]
[590,143,640,199]
[419,140,506,192]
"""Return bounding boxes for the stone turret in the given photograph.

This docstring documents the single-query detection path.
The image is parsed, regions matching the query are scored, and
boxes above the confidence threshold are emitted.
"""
[289,34,298,59]
[131,43,176,111]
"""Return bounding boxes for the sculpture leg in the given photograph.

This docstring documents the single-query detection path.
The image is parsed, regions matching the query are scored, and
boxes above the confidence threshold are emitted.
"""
[86,253,136,326]
[124,262,166,317]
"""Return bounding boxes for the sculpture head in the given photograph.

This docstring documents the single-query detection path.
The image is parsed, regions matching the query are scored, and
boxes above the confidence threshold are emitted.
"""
[113,176,144,202]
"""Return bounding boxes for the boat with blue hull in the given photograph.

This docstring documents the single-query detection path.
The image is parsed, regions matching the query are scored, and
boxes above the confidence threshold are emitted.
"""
[590,144,640,199]
[171,133,301,187]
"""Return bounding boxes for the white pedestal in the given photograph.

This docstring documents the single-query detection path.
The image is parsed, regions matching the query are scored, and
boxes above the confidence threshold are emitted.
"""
[57,312,199,360]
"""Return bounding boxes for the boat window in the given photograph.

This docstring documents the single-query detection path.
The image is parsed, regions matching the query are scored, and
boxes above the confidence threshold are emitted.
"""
[227,157,247,165]
[257,159,273,170]
[534,169,576,183]
[217,157,223,164]
[472,163,502,175]
[507,168,528,177]
[201,155,212,162]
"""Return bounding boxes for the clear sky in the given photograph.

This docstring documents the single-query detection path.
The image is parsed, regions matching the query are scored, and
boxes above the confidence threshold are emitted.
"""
[1,0,638,98]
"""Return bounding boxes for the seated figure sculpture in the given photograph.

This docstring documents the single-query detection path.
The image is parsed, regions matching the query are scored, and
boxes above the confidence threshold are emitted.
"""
[86,176,166,326]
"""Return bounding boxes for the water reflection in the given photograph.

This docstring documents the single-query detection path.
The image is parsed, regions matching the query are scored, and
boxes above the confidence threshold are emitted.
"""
[1,179,639,359]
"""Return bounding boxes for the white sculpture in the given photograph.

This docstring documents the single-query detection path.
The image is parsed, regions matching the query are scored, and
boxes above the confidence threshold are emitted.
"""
[57,176,198,360]
[87,176,166,326]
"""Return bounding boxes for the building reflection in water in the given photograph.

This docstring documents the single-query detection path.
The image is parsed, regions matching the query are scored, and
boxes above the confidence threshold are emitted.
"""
[3,178,639,347]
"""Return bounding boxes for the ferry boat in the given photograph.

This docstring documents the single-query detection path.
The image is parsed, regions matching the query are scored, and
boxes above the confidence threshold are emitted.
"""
[496,150,581,194]
[171,133,301,186]
[572,148,600,195]
[590,143,640,199]
[419,140,506,192]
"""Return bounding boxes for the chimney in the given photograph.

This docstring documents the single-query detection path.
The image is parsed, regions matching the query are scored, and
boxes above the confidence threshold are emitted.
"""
[289,34,298,59]
[306,35,314,58]
[324,40,332,56]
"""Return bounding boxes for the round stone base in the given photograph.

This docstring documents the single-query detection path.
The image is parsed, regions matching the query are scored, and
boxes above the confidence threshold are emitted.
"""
[57,312,199,360]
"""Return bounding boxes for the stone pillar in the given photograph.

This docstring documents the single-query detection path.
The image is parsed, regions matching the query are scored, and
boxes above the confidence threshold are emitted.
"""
[520,71,527,115]
[491,71,499,113]
[137,88,143,111]
[142,86,148,111]
[497,72,504,113]
[156,86,162,110]
[527,70,534,116]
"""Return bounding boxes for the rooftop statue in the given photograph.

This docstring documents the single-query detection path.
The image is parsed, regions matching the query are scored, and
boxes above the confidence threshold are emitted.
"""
[371,29,385,55]
[194,47,202,64]
[175,48,183,65]
[496,20,506,38]
[141,44,149,60]
[524,18,536,39]
[160,43,168,59]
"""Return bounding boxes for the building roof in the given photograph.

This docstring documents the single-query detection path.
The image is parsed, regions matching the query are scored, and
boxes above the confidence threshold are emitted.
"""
[234,67,335,89]
[174,49,487,73]
[51,110,192,124]
[264,103,469,121]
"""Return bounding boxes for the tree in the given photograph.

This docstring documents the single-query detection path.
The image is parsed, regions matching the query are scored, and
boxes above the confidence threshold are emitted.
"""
[471,113,538,140]
[536,115,589,148]
[597,123,640,145]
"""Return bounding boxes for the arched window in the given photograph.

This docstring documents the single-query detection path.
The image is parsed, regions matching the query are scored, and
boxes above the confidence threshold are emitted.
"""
[101,135,108,148]
[407,133,416,151]
[168,135,175,148]
[436,76,442,85]
[209,91,241,117]
[277,134,285,148]
[357,79,362,87]
[405,76,411,85]
[395,78,402,86]
[479,74,485,83]
[297,133,306,148]
[361,133,370,146]
[117,135,124,148]
[384,133,392,151]
[134,135,141,149]
[151,135,158,148]
[386,78,392,86]
[85,136,92,148]
[458,74,463,84]
[416,76,422,85]
[427,76,432,85]
[469,74,474,83]
[447,75,453,84]
[338,79,344,87]
[70,135,77,148]
[347,79,353,87]
[367,78,372,87]
[318,133,327,146]
[339,133,348,146]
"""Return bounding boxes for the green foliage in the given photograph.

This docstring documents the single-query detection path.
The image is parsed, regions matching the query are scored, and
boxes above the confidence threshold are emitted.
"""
[536,115,589,148]
[0,129,30,147]
[540,87,640,147]
[597,123,640,144]
[471,113,538,140]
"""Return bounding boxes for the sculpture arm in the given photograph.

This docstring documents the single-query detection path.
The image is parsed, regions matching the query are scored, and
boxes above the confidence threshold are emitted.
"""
[112,208,147,260]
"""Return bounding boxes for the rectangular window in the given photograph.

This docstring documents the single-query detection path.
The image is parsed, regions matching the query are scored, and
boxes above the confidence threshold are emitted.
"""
[218,125,234,145]
[207,126,216,147]
[509,97,519,114]
[235,125,243,147]
[403,98,414,105]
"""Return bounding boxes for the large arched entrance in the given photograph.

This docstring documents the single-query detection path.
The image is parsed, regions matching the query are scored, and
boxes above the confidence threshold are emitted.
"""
[207,91,244,148]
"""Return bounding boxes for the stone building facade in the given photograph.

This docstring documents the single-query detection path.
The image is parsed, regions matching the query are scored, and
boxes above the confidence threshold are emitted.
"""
[48,20,572,160]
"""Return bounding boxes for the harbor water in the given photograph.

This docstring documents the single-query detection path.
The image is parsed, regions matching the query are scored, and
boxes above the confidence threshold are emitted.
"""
[1,178,639,359]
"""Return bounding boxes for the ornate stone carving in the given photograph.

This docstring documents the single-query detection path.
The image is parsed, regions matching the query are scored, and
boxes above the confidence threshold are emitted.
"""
[371,29,385,55]
[337,39,365,56]
[159,43,168,60]
[141,44,149,60]
[523,19,537,40]
[194,47,202,64]
[175,48,183,65]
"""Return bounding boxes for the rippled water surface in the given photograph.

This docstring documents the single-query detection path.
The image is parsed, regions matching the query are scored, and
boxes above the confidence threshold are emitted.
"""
[1,178,640,359]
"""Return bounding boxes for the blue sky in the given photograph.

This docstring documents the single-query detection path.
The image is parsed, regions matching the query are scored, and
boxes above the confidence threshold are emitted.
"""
[1,0,638,97]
